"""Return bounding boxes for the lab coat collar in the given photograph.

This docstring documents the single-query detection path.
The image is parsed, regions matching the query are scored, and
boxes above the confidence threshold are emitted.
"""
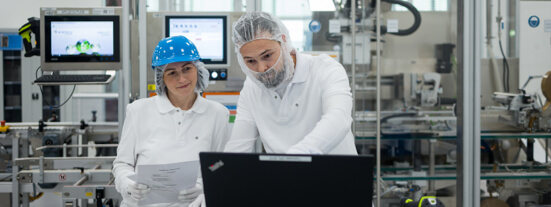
[291,52,310,83]
[155,92,207,114]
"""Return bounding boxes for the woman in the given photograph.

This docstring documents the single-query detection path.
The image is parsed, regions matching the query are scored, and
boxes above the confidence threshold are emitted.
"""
[113,35,229,206]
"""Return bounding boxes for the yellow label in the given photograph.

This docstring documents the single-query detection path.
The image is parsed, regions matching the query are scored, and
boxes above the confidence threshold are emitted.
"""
[86,192,93,197]
[148,84,156,91]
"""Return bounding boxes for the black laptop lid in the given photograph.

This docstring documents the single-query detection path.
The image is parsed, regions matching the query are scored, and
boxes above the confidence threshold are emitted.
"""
[199,152,374,207]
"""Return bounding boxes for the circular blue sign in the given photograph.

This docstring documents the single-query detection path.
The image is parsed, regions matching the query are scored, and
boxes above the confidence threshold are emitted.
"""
[528,15,540,28]
[309,20,321,33]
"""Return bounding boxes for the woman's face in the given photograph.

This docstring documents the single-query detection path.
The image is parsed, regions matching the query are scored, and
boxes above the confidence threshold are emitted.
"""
[163,61,197,99]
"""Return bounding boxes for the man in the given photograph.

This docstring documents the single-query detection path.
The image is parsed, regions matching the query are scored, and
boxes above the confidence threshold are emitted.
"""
[224,11,357,155]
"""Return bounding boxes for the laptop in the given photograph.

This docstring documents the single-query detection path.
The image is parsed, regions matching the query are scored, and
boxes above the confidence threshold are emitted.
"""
[199,152,374,207]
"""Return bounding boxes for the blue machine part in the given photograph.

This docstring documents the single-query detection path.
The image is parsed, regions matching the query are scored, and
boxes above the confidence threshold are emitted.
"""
[0,33,23,50]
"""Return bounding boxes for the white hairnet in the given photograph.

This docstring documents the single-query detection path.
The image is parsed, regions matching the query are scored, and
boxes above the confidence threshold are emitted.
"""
[232,12,296,90]
[154,60,209,95]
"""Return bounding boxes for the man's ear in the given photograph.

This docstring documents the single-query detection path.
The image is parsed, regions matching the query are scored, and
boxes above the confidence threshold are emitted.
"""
[282,34,287,43]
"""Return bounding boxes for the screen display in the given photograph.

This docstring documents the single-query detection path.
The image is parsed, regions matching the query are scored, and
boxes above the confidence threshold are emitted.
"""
[51,21,114,56]
[44,16,120,63]
[166,16,227,64]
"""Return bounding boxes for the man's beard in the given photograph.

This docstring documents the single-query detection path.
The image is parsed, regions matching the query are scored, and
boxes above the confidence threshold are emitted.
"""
[255,62,286,89]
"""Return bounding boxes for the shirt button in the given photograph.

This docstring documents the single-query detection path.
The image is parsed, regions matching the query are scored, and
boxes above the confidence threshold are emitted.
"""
[178,122,181,125]
[296,103,299,107]
[195,136,198,140]
[274,96,277,99]
[177,110,180,112]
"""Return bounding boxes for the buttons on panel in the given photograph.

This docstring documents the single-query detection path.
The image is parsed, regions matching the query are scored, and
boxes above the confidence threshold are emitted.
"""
[208,69,227,80]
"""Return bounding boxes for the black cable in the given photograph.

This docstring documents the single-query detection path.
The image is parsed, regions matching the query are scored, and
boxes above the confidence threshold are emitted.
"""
[375,0,422,36]
[380,112,417,123]
[379,113,440,138]
[498,39,510,92]
[35,66,76,109]
[0,174,12,181]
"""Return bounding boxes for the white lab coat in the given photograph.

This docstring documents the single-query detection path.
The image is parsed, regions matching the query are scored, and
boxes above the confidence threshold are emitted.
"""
[113,93,229,207]
[225,52,357,155]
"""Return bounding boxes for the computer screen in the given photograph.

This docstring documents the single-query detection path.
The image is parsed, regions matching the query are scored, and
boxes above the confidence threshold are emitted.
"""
[165,15,228,68]
[200,152,374,207]
[50,21,115,58]
[41,8,122,71]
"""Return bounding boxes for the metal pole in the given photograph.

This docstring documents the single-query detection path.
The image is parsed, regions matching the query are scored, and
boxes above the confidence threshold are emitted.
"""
[376,0,382,206]
[486,0,492,42]
[73,165,100,186]
[39,156,44,184]
[123,0,131,115]
[457,0,482,206]
[119,0,130,137]
[107,177,115,185]
[351,0,357,135]
[474,0,482,206]
[63,143,67,157]
[457,0,466,205]
[546,139,549,164]
[139,0,147,99]
[12,137,19,207]
[429,140,436,193]
[73,176,89,186]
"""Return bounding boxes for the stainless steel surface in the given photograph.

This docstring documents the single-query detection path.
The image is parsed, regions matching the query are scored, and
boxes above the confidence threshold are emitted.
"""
[62,185,121,200]
[17,173,32,183]
[18,169,113,184]
[14,157,115,170]
[0,182,32,193]
[36,144,118,151]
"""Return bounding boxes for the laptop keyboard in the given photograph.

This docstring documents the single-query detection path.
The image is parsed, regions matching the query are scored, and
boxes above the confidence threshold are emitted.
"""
[34,74,112,83]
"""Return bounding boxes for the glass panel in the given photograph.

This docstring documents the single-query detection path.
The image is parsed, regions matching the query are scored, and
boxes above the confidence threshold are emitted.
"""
[186,0,234,12]
[146,0,236,12]
[262,0,312,51]
[3,50,22,122]
[434,0,448,11]
[479,0,551,205]
[393,0,449,12]
[265,0,458,206]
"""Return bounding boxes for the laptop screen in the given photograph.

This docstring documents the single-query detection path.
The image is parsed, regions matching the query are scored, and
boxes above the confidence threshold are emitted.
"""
[200,152,374,207]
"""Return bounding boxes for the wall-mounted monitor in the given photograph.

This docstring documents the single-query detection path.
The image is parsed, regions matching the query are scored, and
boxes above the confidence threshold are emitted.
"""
[164,14,230,69]
[40,7,122,71]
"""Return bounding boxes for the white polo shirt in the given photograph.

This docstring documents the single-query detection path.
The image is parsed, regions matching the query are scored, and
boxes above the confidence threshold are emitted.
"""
[225,52,357,155]
[113,93,229,207]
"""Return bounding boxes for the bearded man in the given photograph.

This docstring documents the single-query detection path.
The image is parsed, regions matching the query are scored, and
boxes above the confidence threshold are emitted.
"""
[223,12,357,155]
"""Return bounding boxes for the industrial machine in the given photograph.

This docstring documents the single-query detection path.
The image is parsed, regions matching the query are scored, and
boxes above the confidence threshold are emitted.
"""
[4,0,551,206]
[0,121,120,207]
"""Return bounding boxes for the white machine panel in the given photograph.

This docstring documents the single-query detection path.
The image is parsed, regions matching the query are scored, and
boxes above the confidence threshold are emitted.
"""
[519,0,551,100]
